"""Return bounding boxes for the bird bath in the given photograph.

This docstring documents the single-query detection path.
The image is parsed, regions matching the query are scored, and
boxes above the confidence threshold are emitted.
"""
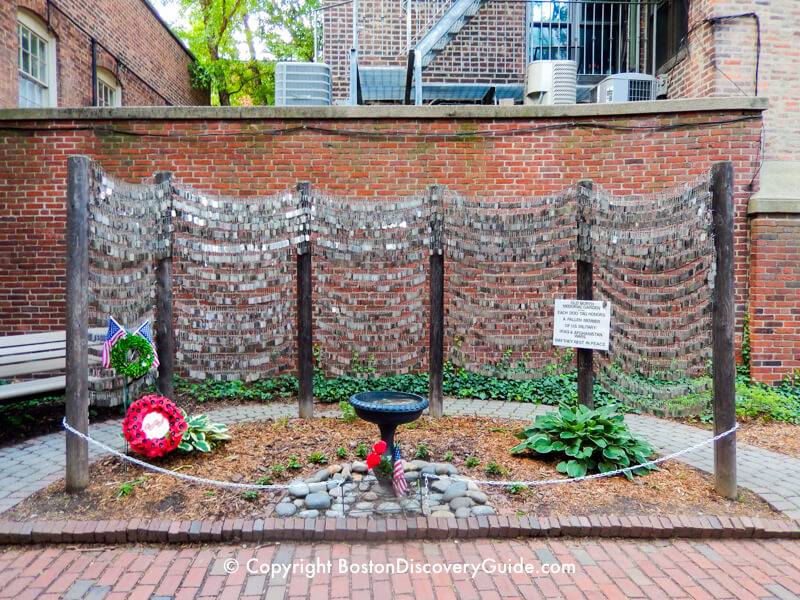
[348,391,428,458]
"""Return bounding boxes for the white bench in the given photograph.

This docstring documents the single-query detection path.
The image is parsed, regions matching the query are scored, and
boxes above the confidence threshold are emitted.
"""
[0,331,103,402]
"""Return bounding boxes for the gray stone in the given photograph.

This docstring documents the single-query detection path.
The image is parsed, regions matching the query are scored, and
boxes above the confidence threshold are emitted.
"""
[288,481,309,498]
[471,506,496,516]
[329,486,347,498]
[307,468,331,483]
[347,510,372,517]
[274,503,297,517]
[325,507,346,518]
[430,510,455,518]
[449,496,475,510]
[431,479,451,494]
[376,502,402,514]
[454,507,472,518]
[421,465,438,476]
[308,482,328,493]
[304,492,332,510]
[332,473,345,482]
[328,464,342,475]
[408,460,430,471]
[358,482,371,492]
[429,504,451,513]
[341,465,352,479]
[293,499,305,507]
[355,502,373,510]
[352,461,368,473]
[400,499,421,511]
[362,491,379,501]
[426,493,444,503]
[436,464,458,476]
[340,494,357,504]
[466,490,488,504]
[405,472,420,482]
[297,509,319,518]
[442,482,469,502]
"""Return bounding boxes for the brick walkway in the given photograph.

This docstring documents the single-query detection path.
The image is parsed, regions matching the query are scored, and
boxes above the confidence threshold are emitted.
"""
[3,399,800,520]
[2,538,800,600]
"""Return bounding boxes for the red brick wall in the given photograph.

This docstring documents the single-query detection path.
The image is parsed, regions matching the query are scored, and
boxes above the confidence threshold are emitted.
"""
[0,105,766,373]
[1,0,208,107]
[749,215,800,382]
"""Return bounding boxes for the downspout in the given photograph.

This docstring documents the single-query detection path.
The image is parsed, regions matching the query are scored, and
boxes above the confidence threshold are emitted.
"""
[91,38,97,106]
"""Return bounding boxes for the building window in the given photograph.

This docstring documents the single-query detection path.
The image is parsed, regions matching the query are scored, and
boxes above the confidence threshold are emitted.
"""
[96,69,121,107]
[654,0,688,71]
[17,11,57,108]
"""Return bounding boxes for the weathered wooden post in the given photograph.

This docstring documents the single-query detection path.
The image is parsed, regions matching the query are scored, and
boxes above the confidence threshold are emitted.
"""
[712,161,737,499]
[297,182,314,419]
[65,156,90,492]
[576,180,594,408]
[429,185,444,418]
[154,171,174,401]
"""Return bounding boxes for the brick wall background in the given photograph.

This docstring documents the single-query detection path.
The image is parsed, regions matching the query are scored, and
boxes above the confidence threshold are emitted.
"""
[1,0,208,107]
[0,103,778,379]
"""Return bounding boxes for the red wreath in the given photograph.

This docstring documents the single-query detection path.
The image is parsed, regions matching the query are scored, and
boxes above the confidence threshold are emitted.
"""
[122,394,187,458]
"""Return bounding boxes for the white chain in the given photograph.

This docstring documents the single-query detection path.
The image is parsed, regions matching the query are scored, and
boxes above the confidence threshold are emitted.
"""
[63,417,738,491]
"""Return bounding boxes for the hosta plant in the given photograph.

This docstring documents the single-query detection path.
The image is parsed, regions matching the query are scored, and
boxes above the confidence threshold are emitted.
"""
[510,404,657,480]
[177,411,232,453]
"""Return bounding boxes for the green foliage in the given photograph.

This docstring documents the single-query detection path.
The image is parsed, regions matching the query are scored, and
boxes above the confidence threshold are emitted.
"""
[255,476,272,485]
[739,313,751,378]
[0,394,63,428]
[511,404,657,481]
[464,456,480,468]
[484,461,507,476]
[177,412,232,453]
[336,446,348,459]
[269,464,285,478]
[116,477,147,498]
[354,443,368,458]
[308,452,328,465]
[507,483,528,495]
[287,454,302,469]
[338,400,357,423]
[242,490,259,500]
[414,443,430,460]
[444,450,453,462]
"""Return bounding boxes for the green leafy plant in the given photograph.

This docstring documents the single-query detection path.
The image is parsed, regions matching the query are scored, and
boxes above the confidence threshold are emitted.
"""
[511,404,657,480]
[444,450,453,462]
[242,490,259,501]
[485,461,507,476]
[270,465,286,478]
[116,477,147,499]
[338,400,358,423]
[507,483,528,495]
[287,454,302,469]
[336,446,348,459]
[464,456,480,468]
[255,476,272,485]
[415,443,430,460]
[308,452,328,465]
[177,412,233,453]
[355,443,368,458]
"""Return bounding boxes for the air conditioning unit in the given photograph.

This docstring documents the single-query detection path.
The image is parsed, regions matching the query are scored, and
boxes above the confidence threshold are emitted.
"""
[275,62,332,106]
[524,60,577,105]
[594,73,656,103]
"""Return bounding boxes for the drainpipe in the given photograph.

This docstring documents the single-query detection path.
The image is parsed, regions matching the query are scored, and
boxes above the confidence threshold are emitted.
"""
[349,0,359,105]
[91,38,97,106]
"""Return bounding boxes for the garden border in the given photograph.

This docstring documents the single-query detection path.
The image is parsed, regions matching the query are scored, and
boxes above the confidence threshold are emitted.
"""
[0,514,798,546]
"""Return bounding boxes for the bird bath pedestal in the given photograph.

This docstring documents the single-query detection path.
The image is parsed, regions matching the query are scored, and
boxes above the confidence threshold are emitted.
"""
[348,391,429,459]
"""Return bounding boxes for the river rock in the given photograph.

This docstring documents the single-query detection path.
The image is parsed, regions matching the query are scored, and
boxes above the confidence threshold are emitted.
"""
[297,509,319,518]
[454,507,472,518]
[304,492,331,510]
[442,482,469,502]
[351,461,368,473]
[466,490,488,504]
[471,506,496,516]
[288,481,309,498]
[449,496,475,510]
[274,502,297,517]
[307,468,331,483]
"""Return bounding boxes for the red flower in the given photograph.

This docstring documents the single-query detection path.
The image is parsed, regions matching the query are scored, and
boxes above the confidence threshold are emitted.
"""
[373,440,387,454]
[366,451,381,470]
[122,394,187,458]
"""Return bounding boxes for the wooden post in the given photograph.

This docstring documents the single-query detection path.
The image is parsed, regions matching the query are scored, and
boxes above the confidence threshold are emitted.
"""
[297,182,314,419]
[576,180,594,408]
[65,156,90,492]
[429,185,444,418]
[154,171,174,400]
[712,161,737,499]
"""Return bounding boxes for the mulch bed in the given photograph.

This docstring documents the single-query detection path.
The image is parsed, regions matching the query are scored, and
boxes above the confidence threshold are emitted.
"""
[3,414,780,523]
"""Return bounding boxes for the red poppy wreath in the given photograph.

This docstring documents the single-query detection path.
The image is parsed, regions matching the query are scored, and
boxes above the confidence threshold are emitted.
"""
[122,394,188,457]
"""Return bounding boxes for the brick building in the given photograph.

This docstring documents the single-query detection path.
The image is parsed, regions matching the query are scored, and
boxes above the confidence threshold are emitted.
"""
[2,0,209,107]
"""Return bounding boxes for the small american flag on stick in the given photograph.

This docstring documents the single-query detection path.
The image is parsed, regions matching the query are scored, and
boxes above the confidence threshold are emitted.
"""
[101,316,126,368]
[393,444,407,497]
[133,320,160,368]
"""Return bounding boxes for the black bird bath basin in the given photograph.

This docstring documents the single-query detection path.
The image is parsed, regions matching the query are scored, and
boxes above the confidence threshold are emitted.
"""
[349,391,428,458]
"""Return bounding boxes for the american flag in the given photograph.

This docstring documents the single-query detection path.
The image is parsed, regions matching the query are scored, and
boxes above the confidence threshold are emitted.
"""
[101,316,126,368]
[393,444,407,497]
[133,320,160,368]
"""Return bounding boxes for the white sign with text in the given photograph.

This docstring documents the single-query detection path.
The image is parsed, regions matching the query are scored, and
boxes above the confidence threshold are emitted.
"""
[552,299,611,351]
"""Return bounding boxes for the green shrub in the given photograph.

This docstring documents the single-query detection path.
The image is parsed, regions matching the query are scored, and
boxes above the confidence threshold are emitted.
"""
[177,413,232,453]
[511,404,657,480]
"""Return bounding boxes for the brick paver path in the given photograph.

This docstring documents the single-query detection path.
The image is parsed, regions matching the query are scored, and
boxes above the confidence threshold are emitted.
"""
[2,538,800,600]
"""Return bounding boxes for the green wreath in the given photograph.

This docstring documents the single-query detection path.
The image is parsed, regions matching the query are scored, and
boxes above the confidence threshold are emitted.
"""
[110,335,154,379]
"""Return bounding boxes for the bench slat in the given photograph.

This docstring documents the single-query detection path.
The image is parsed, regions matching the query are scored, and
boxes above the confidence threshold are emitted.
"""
[0,341,66,358]
[0,376,65,401]
[0,358,66,378]
[0,332,67,348]
[0,348,67,366]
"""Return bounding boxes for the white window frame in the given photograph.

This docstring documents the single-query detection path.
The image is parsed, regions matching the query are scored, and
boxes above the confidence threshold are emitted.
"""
[17,10,57,108]
[96,68,121,107]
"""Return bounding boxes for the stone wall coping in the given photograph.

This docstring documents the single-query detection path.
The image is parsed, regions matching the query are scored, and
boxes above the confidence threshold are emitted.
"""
[0,97,768,122]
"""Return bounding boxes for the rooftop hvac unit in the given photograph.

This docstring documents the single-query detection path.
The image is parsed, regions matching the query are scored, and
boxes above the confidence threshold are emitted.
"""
[594,73,656,103]
[275,62,332,106]
[524,60,577,105]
